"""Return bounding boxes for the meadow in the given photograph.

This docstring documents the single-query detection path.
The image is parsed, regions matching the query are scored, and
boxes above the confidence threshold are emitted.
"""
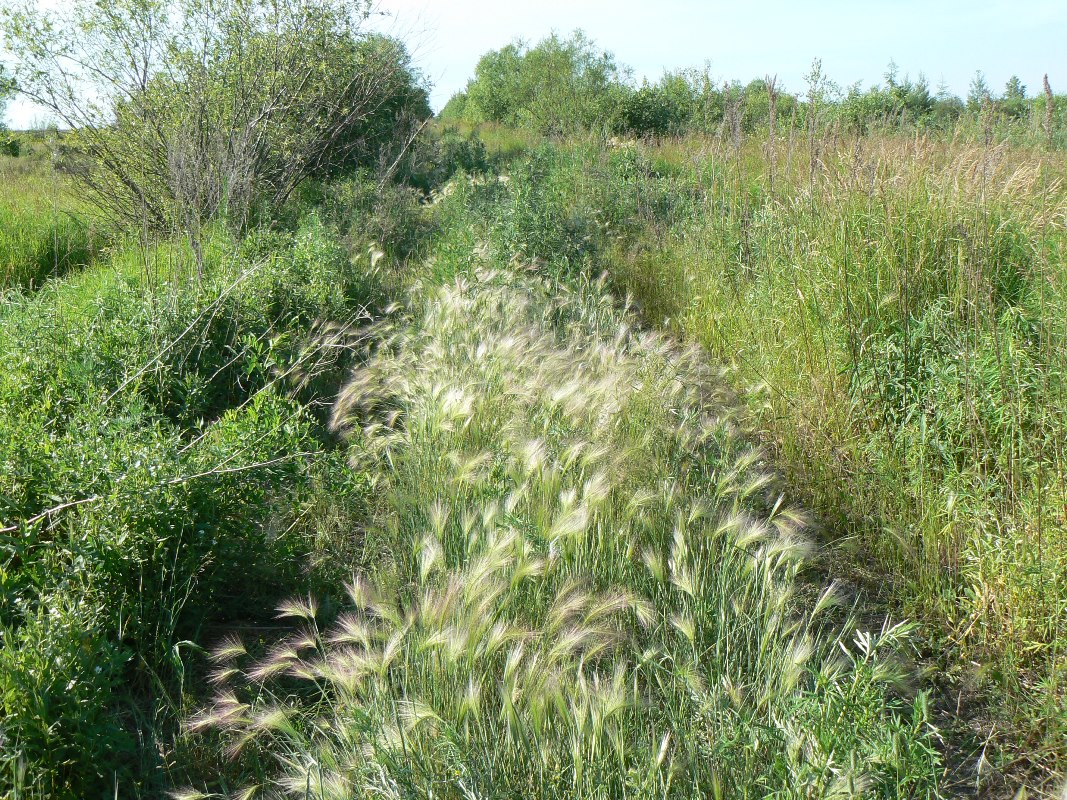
[0,139,103,289]
[1,9,1065,799]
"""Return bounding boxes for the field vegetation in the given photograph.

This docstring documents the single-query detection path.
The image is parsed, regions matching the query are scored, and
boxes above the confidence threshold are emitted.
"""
[0,8,1064,799]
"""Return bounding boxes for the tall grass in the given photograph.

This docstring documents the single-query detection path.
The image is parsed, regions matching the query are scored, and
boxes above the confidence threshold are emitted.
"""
[186,219,941,797]
[590,133,1067,788]
[0,155,103,288]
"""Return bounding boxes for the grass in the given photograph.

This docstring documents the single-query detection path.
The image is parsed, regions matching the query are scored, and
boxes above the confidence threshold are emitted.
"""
[0,116,1062,798]
[564,133,1067,791]
[184,213,941,797]
[0,153,104,289]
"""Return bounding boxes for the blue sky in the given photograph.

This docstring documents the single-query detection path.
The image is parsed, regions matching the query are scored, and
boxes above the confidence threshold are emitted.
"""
[5,0,1065,125]
[376,0,1066,111]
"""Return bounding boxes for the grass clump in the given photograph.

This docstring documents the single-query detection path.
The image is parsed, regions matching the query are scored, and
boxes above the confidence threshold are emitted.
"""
[0,157,104,289]
[185,245,941,798]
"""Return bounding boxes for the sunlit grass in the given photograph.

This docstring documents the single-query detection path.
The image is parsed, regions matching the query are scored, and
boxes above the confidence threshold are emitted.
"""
[0,154,104,289]
[185,250,941,798]
[599,131,1067,785]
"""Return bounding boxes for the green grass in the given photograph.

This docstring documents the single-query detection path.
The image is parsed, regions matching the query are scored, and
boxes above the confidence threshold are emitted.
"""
[182,191,942,797]
[582,134,1067,792]
[0,120,1061,798]
[0,155,104,289]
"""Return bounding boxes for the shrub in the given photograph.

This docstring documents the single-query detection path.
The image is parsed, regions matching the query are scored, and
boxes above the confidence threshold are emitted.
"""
[460,31,627,134]
[404,126,491,193]
[0,598,136,796]
[619,82,689,138]
[2,0,430,234]
[0,218,383,795]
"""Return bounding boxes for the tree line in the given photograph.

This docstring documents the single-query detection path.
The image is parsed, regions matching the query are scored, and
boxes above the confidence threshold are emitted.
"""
[441,30,1066,148]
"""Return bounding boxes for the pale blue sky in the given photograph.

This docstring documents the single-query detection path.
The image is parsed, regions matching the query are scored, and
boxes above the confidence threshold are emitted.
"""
[377,0,1066,111]
[4,0,1066,126]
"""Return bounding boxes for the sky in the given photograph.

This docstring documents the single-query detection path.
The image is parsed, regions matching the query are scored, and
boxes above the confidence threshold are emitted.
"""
[4,0,1066,126]
[375,0,1067,111]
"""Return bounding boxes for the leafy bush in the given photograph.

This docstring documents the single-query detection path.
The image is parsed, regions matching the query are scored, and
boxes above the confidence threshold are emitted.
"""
[619,82,690,138]
[458,30,627,135]
[318,174,434,263]
[403,126,490,192]
[0,598,136,796]
[0,62,12,133]
[0,218,382,795]
[3,0,430,233]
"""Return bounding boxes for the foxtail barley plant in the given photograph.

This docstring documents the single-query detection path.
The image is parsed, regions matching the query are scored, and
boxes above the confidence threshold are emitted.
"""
[187,251,940,798]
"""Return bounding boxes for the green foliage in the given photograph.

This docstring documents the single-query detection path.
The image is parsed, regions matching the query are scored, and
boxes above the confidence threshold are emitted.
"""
[461,30,628,134]
[1001,75,1028,119]
[619,80,691,137]
[491,144,597,268]
[595,132,1067,788]
[0,66,17,154]
[317,172,435,262]
[4,23,1067,796]
[967,70,993,110]
[0,161,103,289]
[0,62,12,125]
[0,598,136,797]
[2,0,430,233]
[187,248,941,798]
[0,218,382,795]
[438,89,469,122]
[402,125,491,193]
[838,68,935,133]
[448,33,1067,149]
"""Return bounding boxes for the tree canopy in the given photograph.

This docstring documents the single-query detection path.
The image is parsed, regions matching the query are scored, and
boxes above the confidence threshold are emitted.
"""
[1,0,430,232]
[447,31,628,134]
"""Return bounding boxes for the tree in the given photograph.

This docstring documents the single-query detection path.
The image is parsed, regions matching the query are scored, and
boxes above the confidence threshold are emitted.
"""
[619,75,693,138]
[930,79,964,129]
[0,62,13,128]
[1,0,430,236]
[1004,75,1027,100]
[0,62,17,154]
[461,31,627,135]
[439,90,469,122]
[1002,75,1028,119]
[967,70,992,110]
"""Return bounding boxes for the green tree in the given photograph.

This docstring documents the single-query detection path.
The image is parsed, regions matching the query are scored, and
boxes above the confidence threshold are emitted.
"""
[1004,75,1027,100]
[930,79,964,129]
[0,63,11,120]
[619,77,691,137]
[1,0,429,236]
[0,62,17,154]
[461,31,627,134]
[1002,74,1028,119]
[739,77,797,132]
[967,70,992,110]
[439,90,469,121]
